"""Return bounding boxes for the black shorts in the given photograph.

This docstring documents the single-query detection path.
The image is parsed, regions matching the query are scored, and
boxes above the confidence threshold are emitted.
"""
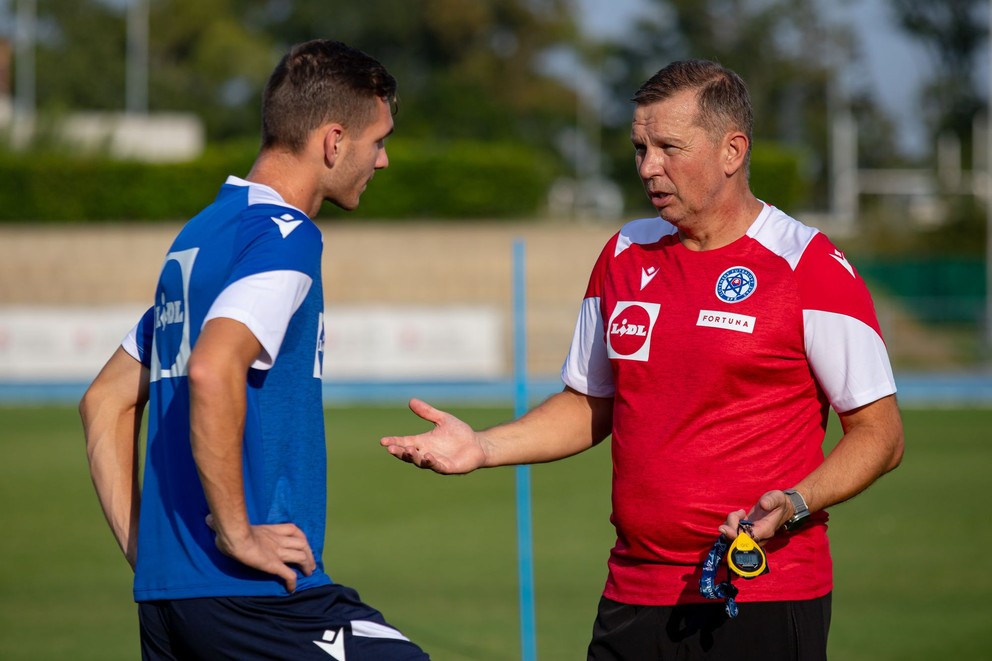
[138,583,429,660]
[587,593,831,661]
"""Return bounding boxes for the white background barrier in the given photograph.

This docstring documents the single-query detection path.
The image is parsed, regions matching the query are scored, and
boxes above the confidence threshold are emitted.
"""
[0,305,504,382]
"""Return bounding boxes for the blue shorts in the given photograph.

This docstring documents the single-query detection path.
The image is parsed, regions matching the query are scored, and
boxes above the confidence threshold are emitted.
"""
[138,583,429,660]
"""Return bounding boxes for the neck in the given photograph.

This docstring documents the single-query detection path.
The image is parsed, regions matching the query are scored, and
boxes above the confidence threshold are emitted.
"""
[676,194,763,252]
[246,150,320,217]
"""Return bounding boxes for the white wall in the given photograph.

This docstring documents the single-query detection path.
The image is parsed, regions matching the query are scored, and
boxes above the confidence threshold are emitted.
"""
[0,304,503,383]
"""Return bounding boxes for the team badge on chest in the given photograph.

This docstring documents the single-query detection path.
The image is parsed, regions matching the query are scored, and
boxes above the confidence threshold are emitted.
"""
[715,266,757,303]
[607,301,661,361]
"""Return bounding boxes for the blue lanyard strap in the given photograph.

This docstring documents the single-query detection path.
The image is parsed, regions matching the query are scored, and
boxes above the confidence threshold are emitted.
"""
[698,534,740,618]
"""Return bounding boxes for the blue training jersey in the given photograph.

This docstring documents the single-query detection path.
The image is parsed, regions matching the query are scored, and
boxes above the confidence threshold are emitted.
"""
[130,176,331,600]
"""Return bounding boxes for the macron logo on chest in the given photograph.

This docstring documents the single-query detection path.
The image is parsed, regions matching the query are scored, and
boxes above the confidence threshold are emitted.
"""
[272,213,303,238]
[640,266,659,290]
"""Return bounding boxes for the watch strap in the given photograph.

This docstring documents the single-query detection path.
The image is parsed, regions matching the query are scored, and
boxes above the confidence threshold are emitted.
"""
[783,488,810,530]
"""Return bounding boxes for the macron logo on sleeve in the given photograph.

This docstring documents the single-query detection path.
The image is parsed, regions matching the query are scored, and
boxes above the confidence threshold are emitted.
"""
[829,249,855,278]
[272,213,304,238]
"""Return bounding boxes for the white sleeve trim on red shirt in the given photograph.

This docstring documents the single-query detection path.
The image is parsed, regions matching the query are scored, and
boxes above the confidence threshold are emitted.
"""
[615,217,676,258]
[205,270,313,370]
[561,296,616,397]
[747,203,818,269]
[804,308,897,412]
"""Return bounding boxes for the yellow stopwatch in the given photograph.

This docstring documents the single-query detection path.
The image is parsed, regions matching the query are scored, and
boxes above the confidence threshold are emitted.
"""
[727,520,768,579]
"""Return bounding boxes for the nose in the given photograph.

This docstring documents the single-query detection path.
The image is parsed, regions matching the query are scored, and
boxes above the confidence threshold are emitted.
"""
[376,147,389,170]
[637,148,663,180]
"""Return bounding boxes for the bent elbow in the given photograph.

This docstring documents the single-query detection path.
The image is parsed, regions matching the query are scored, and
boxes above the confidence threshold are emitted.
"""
[78,381,104,434]
[884,427,905,473]
[887,438,905,472]
[186,353,218,394]
[78,390,93,427]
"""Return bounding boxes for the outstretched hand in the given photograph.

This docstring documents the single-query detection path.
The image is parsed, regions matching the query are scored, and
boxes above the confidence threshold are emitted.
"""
[718,490,792,542]
[206,515,316,592]
[380,398,488,474]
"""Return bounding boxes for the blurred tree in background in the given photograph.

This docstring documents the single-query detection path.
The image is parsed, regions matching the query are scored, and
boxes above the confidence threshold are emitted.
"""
[3,0,584,219]
[144,0,275,139]
[881,0,989,260]
[0,0,986,228]
[892,0,987,168]
[584,0,900,212]
[30,0,274,138]
[32,0,127,112]
[1,0,986,346]
[233,0,581,146]
[229,0,585,218]
[27,0,582,154]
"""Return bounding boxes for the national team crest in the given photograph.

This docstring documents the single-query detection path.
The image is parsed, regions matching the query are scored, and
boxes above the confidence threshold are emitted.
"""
[715,266,757,304]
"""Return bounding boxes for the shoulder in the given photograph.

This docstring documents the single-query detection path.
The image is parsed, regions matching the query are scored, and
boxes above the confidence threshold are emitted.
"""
[582,217,673,297]
[591,216,674,272]
[244,207,321,243]
[613,216,676,258]
[747,205,868,291]
[746,204,820,270]
[227,177,320,245]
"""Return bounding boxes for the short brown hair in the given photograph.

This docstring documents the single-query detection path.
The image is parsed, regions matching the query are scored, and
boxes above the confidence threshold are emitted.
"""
[633,60,752,167]
[261,40,398,152]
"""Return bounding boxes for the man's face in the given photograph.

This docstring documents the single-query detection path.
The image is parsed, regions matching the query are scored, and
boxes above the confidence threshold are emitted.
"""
[631,89,729,227]
[327,97,394,211]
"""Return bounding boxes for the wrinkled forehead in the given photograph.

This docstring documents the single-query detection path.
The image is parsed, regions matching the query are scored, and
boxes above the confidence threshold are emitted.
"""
[632,91,703,133]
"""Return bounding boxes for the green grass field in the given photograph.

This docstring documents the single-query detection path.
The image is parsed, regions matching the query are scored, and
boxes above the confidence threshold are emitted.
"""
[1,403,989,660]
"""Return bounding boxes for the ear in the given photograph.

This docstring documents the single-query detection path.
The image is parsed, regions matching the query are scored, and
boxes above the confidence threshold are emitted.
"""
[321,124,345,168]
[723,131,749,176]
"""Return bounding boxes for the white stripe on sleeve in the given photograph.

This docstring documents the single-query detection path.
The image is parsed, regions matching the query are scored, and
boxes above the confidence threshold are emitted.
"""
[205,270,313,370]
[561,296,615,397]
[121,321,141,362]
[351,620,411,641]
[804,309,896,412]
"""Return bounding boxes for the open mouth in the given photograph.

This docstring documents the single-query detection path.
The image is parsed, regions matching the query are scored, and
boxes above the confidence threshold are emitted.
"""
[649,191,673,205]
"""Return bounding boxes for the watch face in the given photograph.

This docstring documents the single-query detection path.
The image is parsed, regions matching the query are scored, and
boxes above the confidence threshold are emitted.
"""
[730,548,763,573]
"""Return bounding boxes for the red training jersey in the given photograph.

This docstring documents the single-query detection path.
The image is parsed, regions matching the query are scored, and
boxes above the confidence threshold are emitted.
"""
[561,204,896,605]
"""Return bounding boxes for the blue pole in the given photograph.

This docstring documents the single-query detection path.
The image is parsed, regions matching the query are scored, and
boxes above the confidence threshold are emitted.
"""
[513,239,537,661]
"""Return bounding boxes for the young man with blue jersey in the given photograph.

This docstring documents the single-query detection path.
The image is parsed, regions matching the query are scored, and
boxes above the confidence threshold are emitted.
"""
[80,39,429,660]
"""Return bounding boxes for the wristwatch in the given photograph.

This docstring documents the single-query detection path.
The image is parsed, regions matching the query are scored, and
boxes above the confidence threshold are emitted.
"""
[783,489,810,531]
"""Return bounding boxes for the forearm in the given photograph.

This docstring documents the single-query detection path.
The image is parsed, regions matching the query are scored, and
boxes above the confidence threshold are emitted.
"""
[185,317,315,589]
[794,394,904,514]
[83,404,143,564]
[479,388,613,467]
[187,317,267,549]
[719,395,904,541]
[79,347,148,567]
[188,360,252,546]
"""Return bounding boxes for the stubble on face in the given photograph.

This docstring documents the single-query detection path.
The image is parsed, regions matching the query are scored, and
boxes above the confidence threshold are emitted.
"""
[326,99,394,212]
[633,91,733,232]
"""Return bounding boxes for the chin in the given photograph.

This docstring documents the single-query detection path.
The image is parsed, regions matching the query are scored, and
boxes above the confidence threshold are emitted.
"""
[329,198,360,212]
